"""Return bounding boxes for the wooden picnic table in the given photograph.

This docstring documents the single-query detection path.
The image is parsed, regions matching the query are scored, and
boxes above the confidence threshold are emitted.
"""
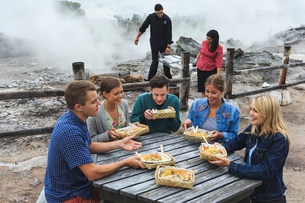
[93,133,262,203]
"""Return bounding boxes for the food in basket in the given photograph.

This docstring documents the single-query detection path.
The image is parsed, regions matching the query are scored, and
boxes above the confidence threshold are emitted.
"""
[154,166,195,189]
[115,123,149,138]
[142,153,162,161]
[136,151,176,170]
[199,143,227,161]
[141,153,171,162]
[162,168,191,181]
[184,126,210,142]
[151,107,176,119]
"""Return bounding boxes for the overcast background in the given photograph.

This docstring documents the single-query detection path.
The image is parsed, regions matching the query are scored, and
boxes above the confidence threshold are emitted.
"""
[1,0,305,72]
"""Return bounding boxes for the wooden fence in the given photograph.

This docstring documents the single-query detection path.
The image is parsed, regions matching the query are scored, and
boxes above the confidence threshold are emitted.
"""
[225,46,305,99]
[1,46,305,138]
[0,52,190,138]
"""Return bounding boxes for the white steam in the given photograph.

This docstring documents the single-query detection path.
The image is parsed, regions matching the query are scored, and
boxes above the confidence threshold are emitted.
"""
[1,0,305,72]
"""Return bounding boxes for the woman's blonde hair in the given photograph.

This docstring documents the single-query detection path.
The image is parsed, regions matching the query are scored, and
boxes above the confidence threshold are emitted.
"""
[251,95,291,148]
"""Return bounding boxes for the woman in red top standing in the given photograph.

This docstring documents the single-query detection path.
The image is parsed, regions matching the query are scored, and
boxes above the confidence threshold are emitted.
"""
[194,29,223,97]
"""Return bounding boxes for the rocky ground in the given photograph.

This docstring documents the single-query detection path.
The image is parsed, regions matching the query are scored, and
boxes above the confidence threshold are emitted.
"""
[0,52,305,203]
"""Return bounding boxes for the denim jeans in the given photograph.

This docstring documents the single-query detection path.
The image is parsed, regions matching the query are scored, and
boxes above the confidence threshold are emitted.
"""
[251,195,286,203]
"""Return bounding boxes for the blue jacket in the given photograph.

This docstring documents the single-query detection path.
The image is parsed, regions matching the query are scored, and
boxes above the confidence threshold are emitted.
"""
[223,125,289,202]
[187,98,240,141]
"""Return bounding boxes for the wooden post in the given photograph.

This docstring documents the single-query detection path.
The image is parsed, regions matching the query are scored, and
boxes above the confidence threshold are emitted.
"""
[225,48,235,99]
[278,45,291,85]
[180,51,190,111]
[72,62,86,80]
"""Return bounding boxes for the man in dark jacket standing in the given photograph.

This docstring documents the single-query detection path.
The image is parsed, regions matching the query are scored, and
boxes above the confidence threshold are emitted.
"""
[134,3,172,81]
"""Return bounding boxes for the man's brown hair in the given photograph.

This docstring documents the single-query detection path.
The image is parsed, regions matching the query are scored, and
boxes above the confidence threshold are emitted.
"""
[64,80,97,109]
[149,75,169,89]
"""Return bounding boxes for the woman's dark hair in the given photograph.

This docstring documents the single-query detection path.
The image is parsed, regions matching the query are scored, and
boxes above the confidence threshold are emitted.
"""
[99,77,122,99]
[207,29,219,52]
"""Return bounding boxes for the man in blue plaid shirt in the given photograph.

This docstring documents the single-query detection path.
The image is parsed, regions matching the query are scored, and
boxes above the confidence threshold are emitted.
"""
[42,80,145,203]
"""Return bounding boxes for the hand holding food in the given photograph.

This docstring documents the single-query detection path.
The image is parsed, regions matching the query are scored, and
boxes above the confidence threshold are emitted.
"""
[181,119,192,130]
[124,156,146,169]
[144,109,153,120]
[209,130,224,141]
[108,127,119,139]
[208,156,230,167]
[133,122,140,126]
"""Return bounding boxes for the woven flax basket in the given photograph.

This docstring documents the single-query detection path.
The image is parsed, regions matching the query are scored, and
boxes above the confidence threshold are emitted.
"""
[116,124,149,139]
[199,143,227,161]
[184,127,210,142]
[151,108,175,119]
[154,165,195,189]
[139,152,176,170]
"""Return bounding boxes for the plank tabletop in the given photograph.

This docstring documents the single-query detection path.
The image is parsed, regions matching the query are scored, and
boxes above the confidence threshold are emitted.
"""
[93,133,262,203]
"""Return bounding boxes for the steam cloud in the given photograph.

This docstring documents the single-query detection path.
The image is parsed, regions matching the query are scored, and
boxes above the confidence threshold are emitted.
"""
[1,0,305,72]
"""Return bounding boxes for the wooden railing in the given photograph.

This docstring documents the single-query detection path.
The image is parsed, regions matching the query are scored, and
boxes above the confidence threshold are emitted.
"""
[225,46,305,99]
[1,46,305,138]
[0,52,191,138]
